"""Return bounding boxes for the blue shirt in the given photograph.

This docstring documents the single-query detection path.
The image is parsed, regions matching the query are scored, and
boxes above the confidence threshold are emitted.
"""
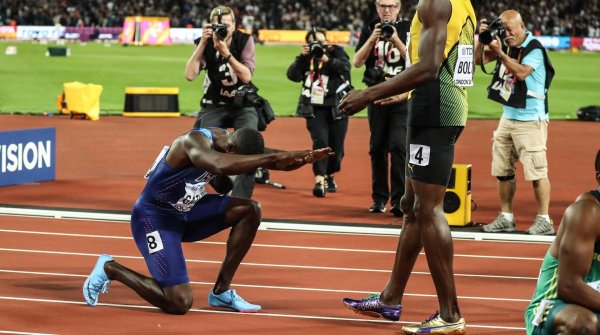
[503,33,548,121]
[137,128,216,218]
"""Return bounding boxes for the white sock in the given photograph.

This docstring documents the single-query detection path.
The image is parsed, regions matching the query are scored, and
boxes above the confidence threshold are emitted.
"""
[501,212,514,222]
[537,214,551,222]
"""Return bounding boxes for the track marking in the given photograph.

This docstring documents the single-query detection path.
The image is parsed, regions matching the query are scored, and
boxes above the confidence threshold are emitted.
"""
[0,229,545,261]
[0,206,555,243]
[0,331,58,335]
[0,248,538,280]
[0,269,531,302]
[0,296,526,331]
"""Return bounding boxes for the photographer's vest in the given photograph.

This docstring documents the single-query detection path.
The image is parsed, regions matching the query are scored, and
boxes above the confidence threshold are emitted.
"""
[297,45,351,107]
[487,37,555,114]
[200,30,251,105]
[405,0,475,127]
[358,19,410,86]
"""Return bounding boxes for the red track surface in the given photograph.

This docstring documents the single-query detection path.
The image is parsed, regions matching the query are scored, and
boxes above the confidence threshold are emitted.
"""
[0,115,597,334]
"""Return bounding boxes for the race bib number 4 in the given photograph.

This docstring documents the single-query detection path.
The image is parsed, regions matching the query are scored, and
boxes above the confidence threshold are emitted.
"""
[146,231,164,254]
[409,144,431,166]
[453,45,474,87]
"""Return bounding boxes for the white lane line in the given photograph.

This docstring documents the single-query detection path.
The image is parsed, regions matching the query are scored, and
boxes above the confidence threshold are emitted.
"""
[0,206,555,243]
[0,331,59,335]
[0,269,531,302]
[0,248,538,280]
[0,296,526,331]
[0,229,545,261]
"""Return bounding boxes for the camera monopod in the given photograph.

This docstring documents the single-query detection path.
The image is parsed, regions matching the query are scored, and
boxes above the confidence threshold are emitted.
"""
[255,167,286,189]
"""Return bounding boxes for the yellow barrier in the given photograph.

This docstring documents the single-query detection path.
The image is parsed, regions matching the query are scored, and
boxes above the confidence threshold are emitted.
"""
[258,30,351,44]
[61,82,103,121]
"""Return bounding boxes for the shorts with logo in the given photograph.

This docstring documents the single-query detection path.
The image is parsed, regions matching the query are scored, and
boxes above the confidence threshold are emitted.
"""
[527,299,600,335]
[492,116,549,181]
[406,125,464,186]
[130,194,231,287]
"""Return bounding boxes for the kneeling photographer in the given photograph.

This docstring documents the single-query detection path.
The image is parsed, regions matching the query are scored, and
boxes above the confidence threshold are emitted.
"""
[475,10,556,235]
[185,5,258,199]
[286,28,351,198]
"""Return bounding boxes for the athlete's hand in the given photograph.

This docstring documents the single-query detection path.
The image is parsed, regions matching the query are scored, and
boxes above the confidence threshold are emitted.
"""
[339,89,370,116]
[375,93,407,106]
[271,148,333,171]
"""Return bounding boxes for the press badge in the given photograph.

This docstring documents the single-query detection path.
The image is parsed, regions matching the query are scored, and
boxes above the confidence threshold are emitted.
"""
[310,86,325,105]
[500,77,515,101]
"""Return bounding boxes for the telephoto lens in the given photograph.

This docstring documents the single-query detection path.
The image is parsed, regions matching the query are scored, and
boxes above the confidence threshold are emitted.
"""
[380,21,395,40]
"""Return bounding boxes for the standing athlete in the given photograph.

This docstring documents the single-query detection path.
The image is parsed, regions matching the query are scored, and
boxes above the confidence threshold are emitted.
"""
[340,0,475,333]
[83,127,331,314]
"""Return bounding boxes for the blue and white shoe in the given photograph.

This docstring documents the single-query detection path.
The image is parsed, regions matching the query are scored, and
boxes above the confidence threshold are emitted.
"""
[208,289,261,313]
[83,254,113,306]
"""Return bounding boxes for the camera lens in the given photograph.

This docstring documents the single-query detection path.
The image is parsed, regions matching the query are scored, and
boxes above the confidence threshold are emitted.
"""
[479,29,496,45]
[212,24,228,40]
[380,22,394,40]
[310,42,324,59]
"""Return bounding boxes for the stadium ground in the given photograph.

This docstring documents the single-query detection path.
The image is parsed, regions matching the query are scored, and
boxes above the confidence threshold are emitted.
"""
[0,42,599,118]
[0,114,597,334]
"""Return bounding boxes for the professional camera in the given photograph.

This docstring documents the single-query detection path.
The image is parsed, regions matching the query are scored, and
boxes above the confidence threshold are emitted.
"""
[479,18,505,45]
[212,23,228,40]
[212,8,228,40]
[362,66,385,86]
[233,83,261,108]
[309,40,325,59]
[380,21,395,40]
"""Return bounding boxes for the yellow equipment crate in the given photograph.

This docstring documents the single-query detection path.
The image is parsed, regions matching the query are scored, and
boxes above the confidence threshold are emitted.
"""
[444,164,472,226]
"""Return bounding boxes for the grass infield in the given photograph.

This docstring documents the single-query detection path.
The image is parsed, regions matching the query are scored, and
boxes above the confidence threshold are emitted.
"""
[0,41,598,119]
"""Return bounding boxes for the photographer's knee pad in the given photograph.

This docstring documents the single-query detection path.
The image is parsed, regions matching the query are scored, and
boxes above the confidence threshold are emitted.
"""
[496,175,515,182]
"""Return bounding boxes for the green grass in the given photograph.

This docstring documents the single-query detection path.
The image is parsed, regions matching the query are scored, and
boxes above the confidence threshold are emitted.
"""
[1,41,598,119]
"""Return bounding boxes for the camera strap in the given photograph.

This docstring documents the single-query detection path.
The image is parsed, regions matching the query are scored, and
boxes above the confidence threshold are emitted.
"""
[309,60,324,87]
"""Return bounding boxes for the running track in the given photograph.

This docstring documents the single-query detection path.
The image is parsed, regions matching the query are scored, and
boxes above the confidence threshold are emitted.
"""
[0,209,547,334]
[1,115,597,334]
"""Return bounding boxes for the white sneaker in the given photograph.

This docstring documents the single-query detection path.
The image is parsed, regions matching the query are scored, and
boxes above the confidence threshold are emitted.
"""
[482,214,516,232]
[527,217,555,235]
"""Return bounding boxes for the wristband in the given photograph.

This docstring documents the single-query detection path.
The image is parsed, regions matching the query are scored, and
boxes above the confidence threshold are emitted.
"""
[224,54,232,62]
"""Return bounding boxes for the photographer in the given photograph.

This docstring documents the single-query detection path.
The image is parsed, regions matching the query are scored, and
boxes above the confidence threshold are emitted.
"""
[475,10,556,235]
[185,5,258,199]
[353,0,409,215]
[286,28,351,197]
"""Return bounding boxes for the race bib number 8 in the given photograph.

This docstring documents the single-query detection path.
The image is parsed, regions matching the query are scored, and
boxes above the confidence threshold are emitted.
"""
[146,231,164,254]
[409,144,431,166]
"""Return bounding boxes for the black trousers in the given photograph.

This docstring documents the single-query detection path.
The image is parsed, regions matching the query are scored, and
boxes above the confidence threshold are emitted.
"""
[194,104,258,199]
[306,105,349,176]
[367,102,408,205]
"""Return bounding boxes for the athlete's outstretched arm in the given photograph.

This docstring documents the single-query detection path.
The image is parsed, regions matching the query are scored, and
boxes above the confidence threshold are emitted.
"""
[339,0,451,115]
[168,132,331,175]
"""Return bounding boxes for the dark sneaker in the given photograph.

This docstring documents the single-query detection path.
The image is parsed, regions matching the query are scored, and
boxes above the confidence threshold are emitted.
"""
[527,216,555,235]
[325,175,337,193]
[402,311,466,334]
[312,182,326,197]
[481,214,516,232]
[390,203,403,217]
[208,289,261,313]
[342,294,401,321]
[369,202,386,213]
[83,254,113,306]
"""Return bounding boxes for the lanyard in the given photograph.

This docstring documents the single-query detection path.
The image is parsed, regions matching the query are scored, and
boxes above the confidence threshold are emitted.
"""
[504,47,524,76]
[309,60,324,88]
